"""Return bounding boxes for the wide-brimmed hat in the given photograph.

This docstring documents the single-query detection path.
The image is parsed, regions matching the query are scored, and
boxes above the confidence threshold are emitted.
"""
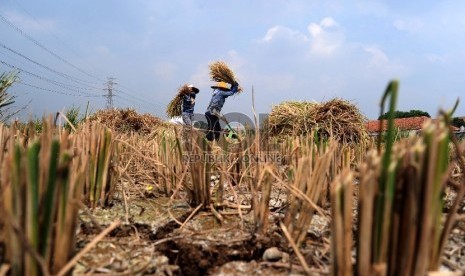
[188,84,199,93]
[211,81,230,90]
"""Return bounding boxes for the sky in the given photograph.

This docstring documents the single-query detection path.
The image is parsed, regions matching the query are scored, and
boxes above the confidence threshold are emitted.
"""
[1,0,465,122]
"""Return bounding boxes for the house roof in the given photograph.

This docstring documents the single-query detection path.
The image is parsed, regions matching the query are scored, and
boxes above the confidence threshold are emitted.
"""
[366,116,461,133]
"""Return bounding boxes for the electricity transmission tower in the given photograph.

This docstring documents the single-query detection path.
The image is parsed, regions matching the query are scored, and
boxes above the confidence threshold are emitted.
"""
[104,77,116,109]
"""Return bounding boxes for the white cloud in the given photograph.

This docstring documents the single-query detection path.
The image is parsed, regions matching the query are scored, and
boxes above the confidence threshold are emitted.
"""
[394,18,424,33]
[361,45,409,78]
[363,46,389,67]
[307,17,343,56]
[321,17,338,28]
[258,17,343,57]
[261,25,308,43]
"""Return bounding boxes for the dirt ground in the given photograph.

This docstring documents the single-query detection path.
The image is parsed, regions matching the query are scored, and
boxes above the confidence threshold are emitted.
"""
[73,181,465,276]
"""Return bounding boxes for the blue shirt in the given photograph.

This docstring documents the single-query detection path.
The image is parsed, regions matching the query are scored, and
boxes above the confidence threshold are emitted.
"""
[182,93,196,114]
[206,85,238,114]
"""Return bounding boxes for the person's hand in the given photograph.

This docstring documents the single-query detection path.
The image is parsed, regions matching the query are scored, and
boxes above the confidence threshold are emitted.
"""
[231,81,239,92]
[212,109,221,117]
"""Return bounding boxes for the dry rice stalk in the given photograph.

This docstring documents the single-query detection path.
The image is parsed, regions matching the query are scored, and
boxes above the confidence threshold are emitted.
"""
[267,101,318,137]
[283,140,336,247]
[330,116,457,275]
[89,108,164,135]
[114,127,186,198]
[266,98,368,144]
[56,220,121,276]
[279,222,311,275]
[330,169,354,276]
[208,61,243,93]
[166,84,192,118]
[254,165,274,235]
[314,98,368,144]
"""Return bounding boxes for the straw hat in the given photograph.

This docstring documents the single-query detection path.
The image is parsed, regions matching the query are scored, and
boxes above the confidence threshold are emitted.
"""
[211,81,230,90]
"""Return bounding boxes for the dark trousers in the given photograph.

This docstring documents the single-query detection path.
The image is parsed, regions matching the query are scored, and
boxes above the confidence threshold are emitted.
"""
[205,112,221,141]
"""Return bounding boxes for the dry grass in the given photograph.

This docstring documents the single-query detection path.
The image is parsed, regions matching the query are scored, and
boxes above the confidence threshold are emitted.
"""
[115,129,185,198]
[1,80,463,275]
[0,119,88,275]
[89,108,165,135]
[209,61,243,93]
[330,81,465,275]
[166,84,192,118]
[266,98,368,144]
[77,121,119,208]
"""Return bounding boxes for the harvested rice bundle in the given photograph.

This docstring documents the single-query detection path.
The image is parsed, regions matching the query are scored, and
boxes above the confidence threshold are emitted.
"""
[313,98,368,144]
[266,98,368,144]
[166,84,192,118]
[89,108,164,134]
[208,61,243,93]
[267,101,318,136]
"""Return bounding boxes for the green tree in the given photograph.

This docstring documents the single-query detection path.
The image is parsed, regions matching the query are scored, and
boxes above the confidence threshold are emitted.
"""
[193,120,208,130]
[378,109,431,120]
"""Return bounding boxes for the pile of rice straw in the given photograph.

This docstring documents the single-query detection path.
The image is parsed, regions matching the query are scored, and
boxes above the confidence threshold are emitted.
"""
[166,84,192,118]
[89,108,164,134]
[209,61,243,93]
[266,98,368,144]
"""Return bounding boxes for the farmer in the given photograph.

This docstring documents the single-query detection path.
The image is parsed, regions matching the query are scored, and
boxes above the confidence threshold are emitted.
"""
[205,81,239,141]
[182,84,200,126]
[181,84,199,151]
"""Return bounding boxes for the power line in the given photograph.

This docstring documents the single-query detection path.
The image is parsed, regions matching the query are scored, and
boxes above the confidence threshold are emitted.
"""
[106,78,166,115]
[0,12,104,82]
[5,60,165,115]
[0,59,101,97]
[112,97,154,115]
[114,91,165,116]
[8,0,103,79]
[0,41,100,86]
[0,9,166,117]
[103,77,116,109]
[98,77,163,116]
[114,88,166,112]
[116,83,167,108]
[113,92,165,117]
[17,81,102,98]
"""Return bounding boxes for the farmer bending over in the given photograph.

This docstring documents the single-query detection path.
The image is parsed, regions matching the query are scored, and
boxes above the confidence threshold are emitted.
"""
[205,81,239,141]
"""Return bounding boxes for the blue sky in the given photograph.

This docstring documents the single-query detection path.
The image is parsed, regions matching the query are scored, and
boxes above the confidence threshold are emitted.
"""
[1,0,464,121]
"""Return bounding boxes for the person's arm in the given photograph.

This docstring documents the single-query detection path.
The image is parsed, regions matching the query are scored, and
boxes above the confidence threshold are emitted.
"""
[219,83,239,97]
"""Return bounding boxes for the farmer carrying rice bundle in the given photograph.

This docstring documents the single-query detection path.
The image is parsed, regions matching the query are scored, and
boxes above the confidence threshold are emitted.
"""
[181,84,199,126]
[205,61,241,141]
[166,84,200,125]
[166,84,199,150]
[205,81,239,141]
